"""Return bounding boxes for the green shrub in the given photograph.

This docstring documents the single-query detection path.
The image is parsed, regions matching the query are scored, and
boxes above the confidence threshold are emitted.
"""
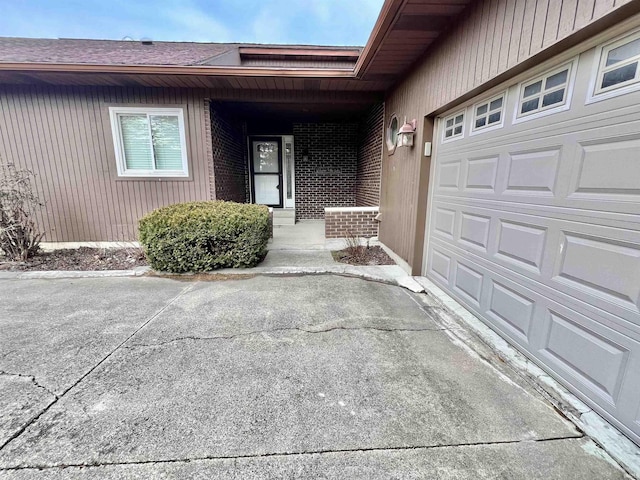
[139,201,270,273]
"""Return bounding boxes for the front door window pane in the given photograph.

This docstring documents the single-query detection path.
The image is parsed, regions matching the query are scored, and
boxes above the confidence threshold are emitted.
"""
[253,142,279,173]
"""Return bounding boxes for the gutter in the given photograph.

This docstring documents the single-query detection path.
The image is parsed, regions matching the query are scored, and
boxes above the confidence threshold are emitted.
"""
[0,62,356,78]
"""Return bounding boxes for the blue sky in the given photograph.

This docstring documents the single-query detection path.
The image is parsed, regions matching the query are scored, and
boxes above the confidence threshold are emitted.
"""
[0,0,385,46]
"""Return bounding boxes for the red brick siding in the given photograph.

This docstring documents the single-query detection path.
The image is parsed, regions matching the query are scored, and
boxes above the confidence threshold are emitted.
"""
[356,103,384,207]
[293,123,358,220]
[325,208,379,239]
[210,102,248,203]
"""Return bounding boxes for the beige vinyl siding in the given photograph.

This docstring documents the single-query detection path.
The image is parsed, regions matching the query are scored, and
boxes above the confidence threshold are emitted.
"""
[379,0,634,270]
[0,85,212,242]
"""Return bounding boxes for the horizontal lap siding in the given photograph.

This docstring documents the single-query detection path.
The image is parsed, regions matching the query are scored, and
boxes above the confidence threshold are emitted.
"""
[380,0,633,268]
[0,85,212,242]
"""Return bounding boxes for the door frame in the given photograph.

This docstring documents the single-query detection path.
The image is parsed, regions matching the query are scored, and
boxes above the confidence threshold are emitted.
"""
[249,136,284,208]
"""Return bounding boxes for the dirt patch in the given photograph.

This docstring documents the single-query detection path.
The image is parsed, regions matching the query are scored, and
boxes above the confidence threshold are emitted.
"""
[332,246,395,266]
[0,247,147,271]
[147,272,256,282]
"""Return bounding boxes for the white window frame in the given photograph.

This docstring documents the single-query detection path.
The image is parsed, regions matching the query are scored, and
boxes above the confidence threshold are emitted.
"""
[513,58,577,124]
[470,91,507,136]
[587,28,640,104]
[109,107,189,178]
[386,114,399,154]
[442,110,465,143]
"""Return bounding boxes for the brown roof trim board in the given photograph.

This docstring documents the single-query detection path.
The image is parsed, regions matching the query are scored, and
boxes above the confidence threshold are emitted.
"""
[0,62,355,78]
[239,47,361,58]
[354,0,405,77]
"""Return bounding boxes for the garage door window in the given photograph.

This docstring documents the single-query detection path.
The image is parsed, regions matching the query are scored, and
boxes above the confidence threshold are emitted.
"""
[595,31,640,96]
[516,62,574,122]
[472,93,505,134]
[443,111,464,142]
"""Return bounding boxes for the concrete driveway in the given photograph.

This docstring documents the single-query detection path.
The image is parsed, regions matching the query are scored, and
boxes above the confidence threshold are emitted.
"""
[0,275,629,479]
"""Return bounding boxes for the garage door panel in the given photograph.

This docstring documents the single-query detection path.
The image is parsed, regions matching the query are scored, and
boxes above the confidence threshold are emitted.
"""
[436,159,462,190]
[495,220,548,274]
[434,193,640,230]
[429,248,452,284]
[434,207,456,238]
[427,242,640,439]
[570,133,640,201]
[459,212,491,251]
[486,280,536,343]
[505,147,561,196]
[437,121,640,216]
[538,309,631,406]
[552,232,640,315]
[453,260,484,306]
[430,235,640,339]
[431,201,557,286]
[465,155,499,192]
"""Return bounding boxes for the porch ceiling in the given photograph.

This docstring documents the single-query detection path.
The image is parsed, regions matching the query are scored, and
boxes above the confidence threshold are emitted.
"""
[214,100,375,123]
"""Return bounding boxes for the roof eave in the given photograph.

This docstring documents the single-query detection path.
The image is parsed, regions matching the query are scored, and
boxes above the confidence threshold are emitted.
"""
[0,62,356,78]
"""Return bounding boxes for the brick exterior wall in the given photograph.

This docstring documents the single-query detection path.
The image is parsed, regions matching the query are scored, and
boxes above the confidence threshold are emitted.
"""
[293,123,358,220]
[210,102,248,203]
[325,207,379,239]
[356,102,384,207]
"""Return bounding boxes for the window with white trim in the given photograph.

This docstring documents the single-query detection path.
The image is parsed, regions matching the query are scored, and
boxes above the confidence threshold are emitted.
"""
[443,111,464,141]
[472,93,505,132]
[109,107,189,177]
[595,31,640,95]
[386,115,399,153]
[517,64,572,117]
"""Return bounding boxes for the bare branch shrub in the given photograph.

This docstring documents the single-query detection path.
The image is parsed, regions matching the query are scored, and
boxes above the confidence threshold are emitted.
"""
[0,162,45,261]
[344,230,368,263]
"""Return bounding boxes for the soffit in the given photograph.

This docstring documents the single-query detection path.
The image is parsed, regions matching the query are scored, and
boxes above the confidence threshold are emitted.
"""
[356,0,472,82]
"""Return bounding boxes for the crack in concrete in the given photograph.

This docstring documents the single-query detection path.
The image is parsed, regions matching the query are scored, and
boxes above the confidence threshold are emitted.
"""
[0,434,585,471]
[0,283,197,453]
[124,324,449,349]
[0,371,58,399]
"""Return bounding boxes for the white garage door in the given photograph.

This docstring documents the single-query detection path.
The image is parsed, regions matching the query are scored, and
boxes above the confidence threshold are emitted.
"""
[425,28,640,445]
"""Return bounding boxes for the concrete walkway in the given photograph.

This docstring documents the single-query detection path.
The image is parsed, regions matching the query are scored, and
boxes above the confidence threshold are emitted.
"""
[0,275,630,479]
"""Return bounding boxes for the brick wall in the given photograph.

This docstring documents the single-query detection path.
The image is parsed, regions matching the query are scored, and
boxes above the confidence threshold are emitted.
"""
[210,102,248,203]
[293,123,358,220]
[325,207,379,239]
[356,103,384,207]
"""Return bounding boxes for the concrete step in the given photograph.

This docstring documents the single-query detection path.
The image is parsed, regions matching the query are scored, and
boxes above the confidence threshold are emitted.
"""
[272,208,296,226]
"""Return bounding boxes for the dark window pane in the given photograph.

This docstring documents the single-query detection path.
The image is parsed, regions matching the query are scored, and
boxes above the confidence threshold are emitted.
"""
[521,98,539,113]
[475,117,487,128]
[542,89,565,107]
[489,97,503,110]
[446,118,453,128]
[476,104,488,116]
[488,112,501,124]
[454,125,462,135]
[601,62,637,88]
[445,129,453,138]
[606,38,640,66]
[523,81,542,97]
[545,70,568,89]
[455,114,464,124]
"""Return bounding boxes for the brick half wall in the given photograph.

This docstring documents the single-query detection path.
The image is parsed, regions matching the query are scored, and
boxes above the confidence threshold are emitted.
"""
[325,206,379,239]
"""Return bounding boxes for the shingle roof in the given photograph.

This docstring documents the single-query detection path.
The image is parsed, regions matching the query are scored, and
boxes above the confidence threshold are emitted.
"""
[0,37,362,67]
[0,37,238,65]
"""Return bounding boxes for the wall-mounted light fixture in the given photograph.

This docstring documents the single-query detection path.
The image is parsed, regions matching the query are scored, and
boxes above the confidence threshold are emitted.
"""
[397,118,417,148]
